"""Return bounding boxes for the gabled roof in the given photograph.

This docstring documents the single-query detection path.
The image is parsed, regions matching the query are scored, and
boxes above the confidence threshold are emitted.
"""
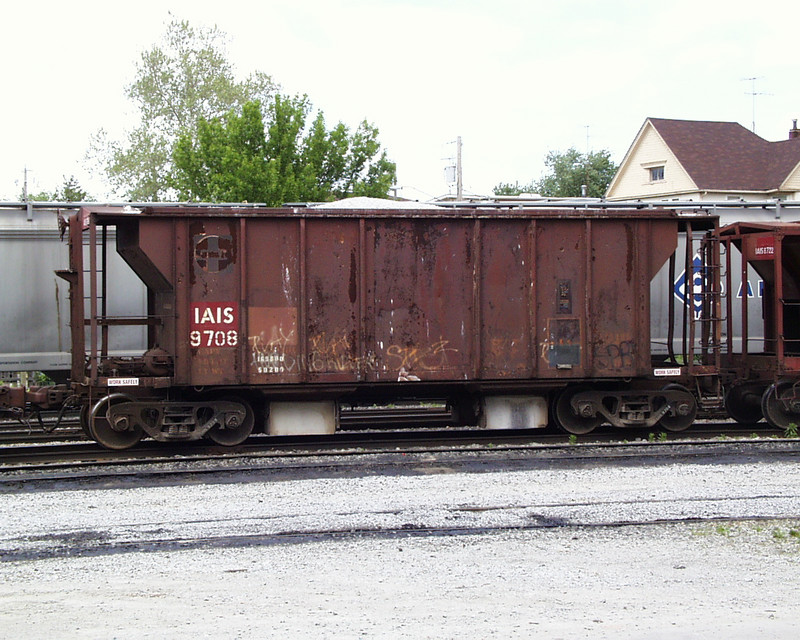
[647,118,800,191]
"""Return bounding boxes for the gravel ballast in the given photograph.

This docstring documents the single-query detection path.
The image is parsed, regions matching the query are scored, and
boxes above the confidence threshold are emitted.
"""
[1,451,799,638]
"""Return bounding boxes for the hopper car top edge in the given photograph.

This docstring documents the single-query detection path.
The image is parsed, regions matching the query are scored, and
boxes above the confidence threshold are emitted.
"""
[4,198,800,211]
[83,204,719,233]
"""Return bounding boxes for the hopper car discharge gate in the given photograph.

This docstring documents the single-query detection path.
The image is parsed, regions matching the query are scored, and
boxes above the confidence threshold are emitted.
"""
[1,204,723,449]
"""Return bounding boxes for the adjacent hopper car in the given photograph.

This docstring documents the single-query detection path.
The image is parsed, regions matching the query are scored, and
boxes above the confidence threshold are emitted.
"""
[2,202,800,448]
[0,204,147,380]
[716,220,800,429]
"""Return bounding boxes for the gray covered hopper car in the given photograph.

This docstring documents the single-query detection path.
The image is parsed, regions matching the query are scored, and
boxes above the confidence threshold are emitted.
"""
[0,205,146,380]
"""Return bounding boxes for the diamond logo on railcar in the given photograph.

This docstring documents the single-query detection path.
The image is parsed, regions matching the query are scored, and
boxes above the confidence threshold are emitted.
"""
[194,234,234,272]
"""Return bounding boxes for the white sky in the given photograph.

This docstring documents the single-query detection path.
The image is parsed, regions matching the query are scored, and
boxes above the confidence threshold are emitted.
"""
[1,0,797,201]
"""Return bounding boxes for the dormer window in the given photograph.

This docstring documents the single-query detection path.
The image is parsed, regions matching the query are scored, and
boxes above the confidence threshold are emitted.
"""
[649,166,665,182]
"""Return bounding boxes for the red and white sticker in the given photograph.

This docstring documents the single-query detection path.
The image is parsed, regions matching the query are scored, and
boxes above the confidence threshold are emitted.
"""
[190,302,239,347]
[755,237,775,257]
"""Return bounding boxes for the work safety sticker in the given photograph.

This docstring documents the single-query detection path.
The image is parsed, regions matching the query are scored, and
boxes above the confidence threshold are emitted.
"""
[653,368,682,377]
[108,378,140,386]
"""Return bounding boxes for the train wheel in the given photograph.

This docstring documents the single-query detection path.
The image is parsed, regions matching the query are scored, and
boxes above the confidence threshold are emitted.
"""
[724,383,764,424]
[206,397,255,446]
[88,394,143,450]
[761,382,799,431]
[658,384,697,432]
[553,387,602,435]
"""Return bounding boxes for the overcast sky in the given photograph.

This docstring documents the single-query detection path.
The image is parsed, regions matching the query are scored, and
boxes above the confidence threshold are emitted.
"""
[2,0,797,202]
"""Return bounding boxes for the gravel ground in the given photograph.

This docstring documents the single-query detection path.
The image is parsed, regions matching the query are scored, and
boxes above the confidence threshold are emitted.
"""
[2,453,800,638]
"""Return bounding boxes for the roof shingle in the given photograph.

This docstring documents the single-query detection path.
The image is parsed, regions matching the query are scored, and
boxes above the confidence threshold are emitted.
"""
[648,118,800,191]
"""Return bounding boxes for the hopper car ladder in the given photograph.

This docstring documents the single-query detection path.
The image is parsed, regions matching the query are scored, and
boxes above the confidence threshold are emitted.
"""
[79,212,161,385]
[667,222,724,410]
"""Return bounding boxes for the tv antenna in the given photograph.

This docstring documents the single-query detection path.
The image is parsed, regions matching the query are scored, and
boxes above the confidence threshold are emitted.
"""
[742,77,771,133]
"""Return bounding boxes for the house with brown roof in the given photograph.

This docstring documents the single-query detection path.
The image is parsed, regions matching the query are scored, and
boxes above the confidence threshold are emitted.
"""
[605,118,800,202]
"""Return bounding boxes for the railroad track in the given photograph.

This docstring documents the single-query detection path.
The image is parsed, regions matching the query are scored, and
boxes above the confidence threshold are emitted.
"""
[1,423,796,480]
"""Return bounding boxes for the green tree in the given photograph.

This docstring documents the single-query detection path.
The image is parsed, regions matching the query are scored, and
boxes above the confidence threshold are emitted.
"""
[88,18,276,201]
[536,148,617,198]
[492,180,537,196]
[20,175,91,202]
[172,101,270,203]
[172,98,396,205]
[22,189,53,202]
[55,176,91,202]
[493,148,617,198]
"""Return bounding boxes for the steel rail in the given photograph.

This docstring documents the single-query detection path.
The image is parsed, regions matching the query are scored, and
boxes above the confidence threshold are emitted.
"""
[1,429,798,480]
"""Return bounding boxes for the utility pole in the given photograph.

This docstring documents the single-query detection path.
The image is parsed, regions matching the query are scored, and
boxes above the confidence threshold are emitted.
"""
[456,136,463,201]
[583,126,590,197]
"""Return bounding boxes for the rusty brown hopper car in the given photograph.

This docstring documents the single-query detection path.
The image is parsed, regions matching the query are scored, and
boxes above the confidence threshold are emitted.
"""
[718,220,800,429]
[56,204,710,449]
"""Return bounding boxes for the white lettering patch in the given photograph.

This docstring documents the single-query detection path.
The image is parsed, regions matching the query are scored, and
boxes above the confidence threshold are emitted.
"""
[108,378,140,386]
[653,368,681,377]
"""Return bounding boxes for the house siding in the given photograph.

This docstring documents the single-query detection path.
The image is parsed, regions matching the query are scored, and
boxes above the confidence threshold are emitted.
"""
[606,125,696,200]
[781,162,800,194]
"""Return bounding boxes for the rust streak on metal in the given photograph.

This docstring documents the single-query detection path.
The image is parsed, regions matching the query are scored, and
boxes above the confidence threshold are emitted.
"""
[584,219,593,373]
[299,217,307,383]
[528,219,537,378]
[240,217,248,384]
[359,217,367,380]
[472,217,482,378]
